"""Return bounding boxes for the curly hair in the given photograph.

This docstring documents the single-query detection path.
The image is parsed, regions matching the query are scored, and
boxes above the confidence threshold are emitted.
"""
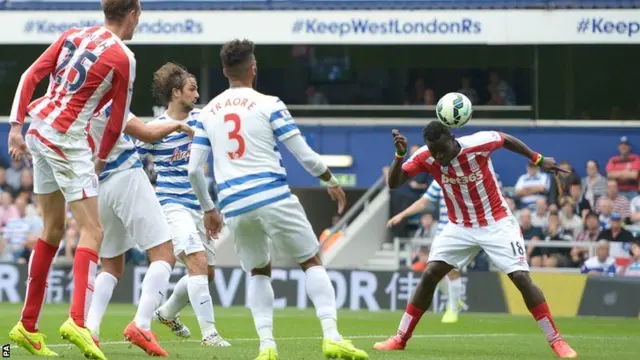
[151,62,194,106]
[220,39,255,79]
[423,120,452,143]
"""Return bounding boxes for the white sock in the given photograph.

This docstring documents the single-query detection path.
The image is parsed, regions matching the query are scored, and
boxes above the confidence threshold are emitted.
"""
[248,275,276,351]
[305,266,342,342]
[447,277,462,313]
[158,274,190,319]
[187,274,217,338]
[86,272,118,338]
[134,261,172,330]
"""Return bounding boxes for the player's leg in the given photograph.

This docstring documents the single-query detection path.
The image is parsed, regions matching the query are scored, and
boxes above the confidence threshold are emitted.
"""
[481,219,577,359]
[86,255,125,344]
[374,223,476,351]
[229,213,278,359]
[8,153,65,356]
[263,197,367,359]
[441,269,462,323]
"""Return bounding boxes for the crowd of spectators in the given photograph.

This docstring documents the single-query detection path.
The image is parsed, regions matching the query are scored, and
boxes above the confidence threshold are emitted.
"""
[389,136,640,276]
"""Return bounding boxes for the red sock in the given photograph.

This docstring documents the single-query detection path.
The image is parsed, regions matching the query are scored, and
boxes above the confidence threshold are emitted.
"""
[20,239,58,333]
[529,302,560,343]
[396,303,425,343]
[70,247,99,328]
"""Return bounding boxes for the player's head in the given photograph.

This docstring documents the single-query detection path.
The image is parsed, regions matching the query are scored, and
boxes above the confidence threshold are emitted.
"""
[102,0,141,41]
[152,62,199,112]
[220,39,257,88]
[422,121,457,166]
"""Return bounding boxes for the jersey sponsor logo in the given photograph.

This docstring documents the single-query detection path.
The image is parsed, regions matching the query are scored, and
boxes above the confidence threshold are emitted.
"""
[169,143,191,164]
[441,170,484,185]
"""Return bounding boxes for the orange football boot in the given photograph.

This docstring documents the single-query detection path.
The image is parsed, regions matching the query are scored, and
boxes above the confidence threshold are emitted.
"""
[551,338,578,358]
[123,321,168,357]
[373,335,406,351]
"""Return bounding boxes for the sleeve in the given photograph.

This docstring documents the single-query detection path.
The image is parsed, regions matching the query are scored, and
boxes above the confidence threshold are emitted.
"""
[268,98,300,142]
[475,131,505,153]
[282,133,328,177]
[192,112,212,150]
[188,145,215,212]
[9,31,69,124]
[98,50,136,160]
[580,264,590,274]
[514,175,525,191]
[423,181,441,202]
[606,263,617,276]
[401,150,429,178]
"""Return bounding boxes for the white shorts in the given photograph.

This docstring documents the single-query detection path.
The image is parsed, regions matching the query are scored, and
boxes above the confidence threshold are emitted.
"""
[429,217,529,274]
[26,125,98,202]
[163,203,216,266]
[225,195,319,272]
[98,168,172,258]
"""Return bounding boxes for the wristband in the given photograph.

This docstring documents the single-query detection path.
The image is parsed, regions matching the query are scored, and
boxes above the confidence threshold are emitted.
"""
[395,151,406,159]
[531,152,544,166]
[327,176,340,187]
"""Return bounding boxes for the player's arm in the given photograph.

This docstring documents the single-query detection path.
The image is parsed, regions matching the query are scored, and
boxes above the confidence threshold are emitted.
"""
[500,132,566,174]
[9,32,68,126]
[98,52,135,161]
[188,118,216,213]
[124,117,194,143]
[387,129,417,188]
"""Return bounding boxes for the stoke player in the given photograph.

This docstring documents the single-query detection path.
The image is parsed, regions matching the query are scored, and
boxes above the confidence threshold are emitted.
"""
[373,122,577,358]
[84,102,194,356]
[187,39,368,360]
[136,63,230,347]
[7,1,140,358]
[387,180,464,323]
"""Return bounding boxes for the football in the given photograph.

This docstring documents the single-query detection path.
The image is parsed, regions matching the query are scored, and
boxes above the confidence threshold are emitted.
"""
[435,92,473,128]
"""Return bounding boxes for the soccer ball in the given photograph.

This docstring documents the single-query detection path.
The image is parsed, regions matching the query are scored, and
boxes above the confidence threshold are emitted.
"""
[436,92,473,128]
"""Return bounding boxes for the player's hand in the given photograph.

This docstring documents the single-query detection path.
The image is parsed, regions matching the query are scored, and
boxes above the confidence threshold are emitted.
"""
[178,123,195,139]
[386,214,405,228]
[94,158,107,175]
[203,210,224,239]
[539,156,567,174]
[8,124,30,165]
[392,129,408,155]
[327,185,347,214]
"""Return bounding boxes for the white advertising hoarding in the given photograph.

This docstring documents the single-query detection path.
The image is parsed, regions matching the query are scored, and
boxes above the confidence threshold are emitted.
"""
[0,10,638,44]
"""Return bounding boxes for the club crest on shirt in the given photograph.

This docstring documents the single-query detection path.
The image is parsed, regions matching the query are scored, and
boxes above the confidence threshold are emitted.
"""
[170,143,191,164]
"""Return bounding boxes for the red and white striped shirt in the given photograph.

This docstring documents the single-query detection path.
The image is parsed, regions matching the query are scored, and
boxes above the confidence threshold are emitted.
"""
[9,26,136,160]
[402,131,510,228]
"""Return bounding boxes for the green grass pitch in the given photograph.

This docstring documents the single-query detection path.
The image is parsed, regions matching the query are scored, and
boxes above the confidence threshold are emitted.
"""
[1,303,638,359]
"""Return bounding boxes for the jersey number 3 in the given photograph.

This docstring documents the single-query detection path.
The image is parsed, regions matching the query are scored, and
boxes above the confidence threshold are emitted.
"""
[224,113,246,159]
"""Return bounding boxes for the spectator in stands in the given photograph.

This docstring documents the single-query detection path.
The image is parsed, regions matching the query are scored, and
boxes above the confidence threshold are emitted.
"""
[413,213,437,239]
[0,236,13,262]
[306,86,328,105]
[568,181,591,220]
[595,180,631,221]
[606,136,640,200]
[405,77,426,105]
[531,197,550,229]
[423,88,436,106]
[0,167,6,190]
[457,76,478,105]
[597,197,614,229]
[487,72,515,105]
[622,240,640,276]
[515,162,550,210]
[505,196,519,219]
[580,240,616,276]
[520,209,544,265]
[62,227,79,260]
[19,169,33,195]
[582,160,607,209]
[598,212,635,257]
[559,196,582,238]
[410,245,429,272]
[5,159,22,194]
[536,211,572,268]
[1,197,41,261]
[0,191,18,229]
[571,211,602,267]
[630,194,640,227]
[17,234,38,265]
[551,161,580,203]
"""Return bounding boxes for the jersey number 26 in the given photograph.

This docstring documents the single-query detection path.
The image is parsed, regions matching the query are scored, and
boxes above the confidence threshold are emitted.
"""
[224,113,246,160]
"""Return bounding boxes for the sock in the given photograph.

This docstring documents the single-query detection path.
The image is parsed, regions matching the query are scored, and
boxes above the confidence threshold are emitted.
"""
[530,302,561,343]
[305,266,342,342]
[158,274,190,319]
[134,261,172,330]
[20,239,58,332]
[187,275,217,338]
[447,277,462,313]
[396,303,425,343]
[70,247,99,327]
[86,272,118,338]
[248,275,276,351]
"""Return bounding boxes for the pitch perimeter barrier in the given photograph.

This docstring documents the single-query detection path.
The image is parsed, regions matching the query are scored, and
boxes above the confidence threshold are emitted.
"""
[0,263,637,317]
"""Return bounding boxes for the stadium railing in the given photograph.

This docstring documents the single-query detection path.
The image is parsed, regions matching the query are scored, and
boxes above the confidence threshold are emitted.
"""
[395,237,600,273]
